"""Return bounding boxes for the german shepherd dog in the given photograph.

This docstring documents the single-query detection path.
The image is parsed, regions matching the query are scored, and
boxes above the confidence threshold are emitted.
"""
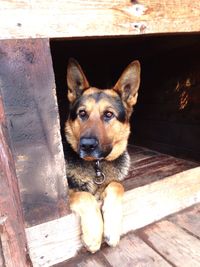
[65,58,141,253]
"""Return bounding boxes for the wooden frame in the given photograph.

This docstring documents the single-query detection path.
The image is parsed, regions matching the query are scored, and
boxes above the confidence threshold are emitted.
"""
[0,0,200,39]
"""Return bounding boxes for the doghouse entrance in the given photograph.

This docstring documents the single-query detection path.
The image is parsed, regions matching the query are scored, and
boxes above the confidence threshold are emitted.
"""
[50,34,200,162]
[48,33,200,266]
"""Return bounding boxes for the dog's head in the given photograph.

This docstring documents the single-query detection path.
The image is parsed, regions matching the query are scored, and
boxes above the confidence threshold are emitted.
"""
[65,58,140,161]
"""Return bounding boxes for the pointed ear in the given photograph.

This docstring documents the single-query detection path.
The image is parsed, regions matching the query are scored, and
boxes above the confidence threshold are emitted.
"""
[114,60,141,107]
[67,58,90,103]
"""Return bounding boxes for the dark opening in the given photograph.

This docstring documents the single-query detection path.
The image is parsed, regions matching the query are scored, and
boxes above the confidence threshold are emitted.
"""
[50,34,200,162]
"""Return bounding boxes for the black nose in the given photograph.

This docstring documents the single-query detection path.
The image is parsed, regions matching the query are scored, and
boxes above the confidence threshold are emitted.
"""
[80,137,99,152]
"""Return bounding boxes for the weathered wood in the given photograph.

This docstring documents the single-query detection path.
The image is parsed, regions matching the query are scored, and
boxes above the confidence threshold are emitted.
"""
[122,166,200,234]
[50,204,200,267]
[140,220,200,267]
[0,97,31,267]
[54,250,112,267]
[26,214,82,267]
[0,0,200,39]
[170,204,200,238]
[124,148,198,190]
[101,233,171,267]
[0,39,68,226]
[25,166,200,266]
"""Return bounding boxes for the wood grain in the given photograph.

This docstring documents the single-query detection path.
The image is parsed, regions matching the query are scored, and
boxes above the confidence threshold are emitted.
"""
[0,39,68,226]
[170,204,200,238]
[140,220,200,267]
[26,166,200,266]
[122,166,200,234]
[102,233,171,267]
[0,0,199,39]
[0,97,31,267]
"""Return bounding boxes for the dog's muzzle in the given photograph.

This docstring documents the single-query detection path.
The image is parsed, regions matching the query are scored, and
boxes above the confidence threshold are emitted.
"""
[79,137,111,160]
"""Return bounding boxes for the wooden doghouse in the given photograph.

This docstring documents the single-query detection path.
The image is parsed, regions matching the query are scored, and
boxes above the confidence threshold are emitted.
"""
[0,1,200,267]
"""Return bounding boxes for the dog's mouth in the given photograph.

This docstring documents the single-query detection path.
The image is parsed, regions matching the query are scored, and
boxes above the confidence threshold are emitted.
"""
[78,137,112,161]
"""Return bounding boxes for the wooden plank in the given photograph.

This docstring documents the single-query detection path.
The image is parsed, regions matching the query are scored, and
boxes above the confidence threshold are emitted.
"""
[101,232,171,267]
[122,167,200,235]
[0,96,31,267]
[140,220,200,267]
[54,251,112,267]
[26,213,82,267]
[170,204,200,238]
[124,157,198,190]
[26,167,200,266]
[0,39,68,226]
[123,152,199,191]
[0,0,200,39]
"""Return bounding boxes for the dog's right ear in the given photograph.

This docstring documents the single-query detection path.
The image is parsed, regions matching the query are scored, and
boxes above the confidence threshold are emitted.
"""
[67,58,90,103]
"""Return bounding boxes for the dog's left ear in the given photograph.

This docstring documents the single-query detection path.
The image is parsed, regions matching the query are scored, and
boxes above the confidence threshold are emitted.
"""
[67,58,90,103]
[114,60,141,107]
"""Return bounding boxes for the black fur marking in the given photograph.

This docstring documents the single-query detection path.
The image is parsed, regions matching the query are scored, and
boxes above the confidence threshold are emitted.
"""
[69,97,82,121]
[68,175,89,192]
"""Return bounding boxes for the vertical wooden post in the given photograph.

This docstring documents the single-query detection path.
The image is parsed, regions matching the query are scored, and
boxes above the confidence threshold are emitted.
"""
[0,39,68,227]
[0,96,31,267]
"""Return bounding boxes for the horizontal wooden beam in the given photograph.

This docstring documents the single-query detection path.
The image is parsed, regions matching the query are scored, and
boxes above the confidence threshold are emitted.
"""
[0,0,200,39]
[26,166,200,266]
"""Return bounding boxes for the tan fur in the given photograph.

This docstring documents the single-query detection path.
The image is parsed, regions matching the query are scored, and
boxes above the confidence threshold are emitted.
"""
[102,182,124,246]
[65,90,131,161]
[69,191,103,253]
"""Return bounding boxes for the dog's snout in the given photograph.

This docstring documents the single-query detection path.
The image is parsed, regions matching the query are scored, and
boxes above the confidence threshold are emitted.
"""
[80,137,99,152]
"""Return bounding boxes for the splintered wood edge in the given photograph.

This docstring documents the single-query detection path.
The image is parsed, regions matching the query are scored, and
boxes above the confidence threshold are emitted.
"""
[26,166,200,267]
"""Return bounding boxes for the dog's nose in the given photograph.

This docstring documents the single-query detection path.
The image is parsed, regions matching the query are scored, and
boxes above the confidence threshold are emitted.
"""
[80,137,99,152]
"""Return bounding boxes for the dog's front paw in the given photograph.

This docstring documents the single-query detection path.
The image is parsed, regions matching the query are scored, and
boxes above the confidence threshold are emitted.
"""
[103,200,122,247]
[81,211,103,253]
[102,182,124,247]
[70,191,103,253]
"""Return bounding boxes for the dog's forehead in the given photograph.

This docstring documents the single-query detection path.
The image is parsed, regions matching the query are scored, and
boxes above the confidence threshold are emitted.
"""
[81,87,121,107]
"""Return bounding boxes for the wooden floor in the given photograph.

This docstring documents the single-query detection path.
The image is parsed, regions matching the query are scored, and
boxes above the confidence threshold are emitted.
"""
[25,145,200,267]
[124,145,198,191]
[55,203,200,267]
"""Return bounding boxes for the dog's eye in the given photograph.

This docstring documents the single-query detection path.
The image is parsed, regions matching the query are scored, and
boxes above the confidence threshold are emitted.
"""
[78,110,87,119]
[104,111,114,121]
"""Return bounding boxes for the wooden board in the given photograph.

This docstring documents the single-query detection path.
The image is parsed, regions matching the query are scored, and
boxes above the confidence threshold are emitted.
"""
[0,39,68,226]
[140,220,200,267]
[124,146,198,190]
[55,204,200,267]
[169,203,200,238]
[0,97,31,267]
[101,233,170,267]
[0,0,200,39]
[26,166,200,266]
[122,166,200,234]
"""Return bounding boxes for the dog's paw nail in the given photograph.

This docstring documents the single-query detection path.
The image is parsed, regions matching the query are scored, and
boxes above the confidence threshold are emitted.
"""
[82,236,101,253]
